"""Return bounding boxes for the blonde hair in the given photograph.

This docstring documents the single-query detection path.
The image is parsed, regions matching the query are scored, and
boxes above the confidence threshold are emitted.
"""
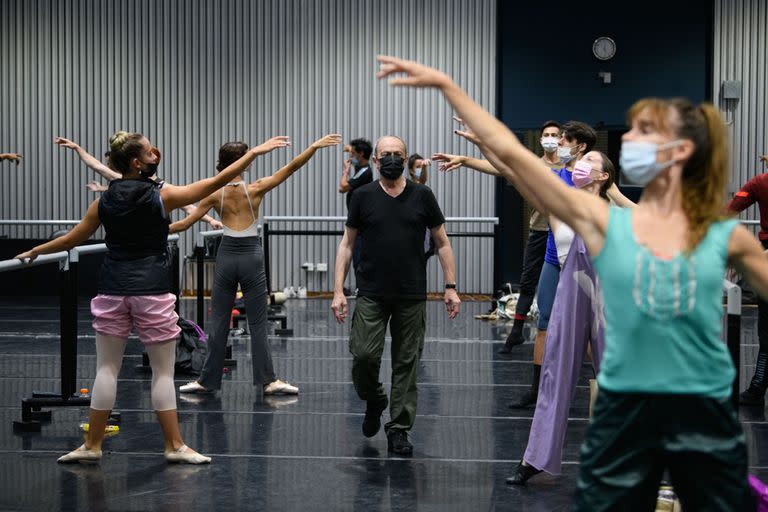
[627,98,729,251]
[107,131,145,174]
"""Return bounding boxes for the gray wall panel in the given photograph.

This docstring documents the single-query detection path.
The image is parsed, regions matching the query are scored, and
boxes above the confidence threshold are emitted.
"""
[0,0,496,292]
[715,0,768,239]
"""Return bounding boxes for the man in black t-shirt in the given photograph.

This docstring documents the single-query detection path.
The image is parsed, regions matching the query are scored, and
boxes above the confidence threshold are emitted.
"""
[331,135,461,456]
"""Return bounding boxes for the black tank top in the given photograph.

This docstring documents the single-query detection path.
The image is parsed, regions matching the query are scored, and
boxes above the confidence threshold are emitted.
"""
[97,179,171,295]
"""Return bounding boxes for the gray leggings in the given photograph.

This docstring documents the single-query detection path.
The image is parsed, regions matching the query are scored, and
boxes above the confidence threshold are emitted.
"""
[198,236,276,389]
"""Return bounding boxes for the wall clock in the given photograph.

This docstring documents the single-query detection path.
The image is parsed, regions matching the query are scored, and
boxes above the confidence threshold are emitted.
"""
[593,36,616,61]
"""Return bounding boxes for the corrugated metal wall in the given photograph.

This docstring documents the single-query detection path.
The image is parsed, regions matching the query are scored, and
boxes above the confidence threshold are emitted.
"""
[714,0,768,230]
[0,0,496,293]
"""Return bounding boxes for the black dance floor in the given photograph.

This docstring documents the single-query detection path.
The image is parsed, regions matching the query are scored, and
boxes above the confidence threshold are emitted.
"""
[0,297,767,511]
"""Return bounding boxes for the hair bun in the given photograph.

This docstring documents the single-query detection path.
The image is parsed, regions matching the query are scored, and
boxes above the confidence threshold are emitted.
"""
[109,130,131,152]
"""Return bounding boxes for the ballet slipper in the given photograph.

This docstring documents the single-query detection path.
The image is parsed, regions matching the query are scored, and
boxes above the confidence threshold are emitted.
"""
[165,445,211,464]
[263,380,299,395]
[57,444,102,464]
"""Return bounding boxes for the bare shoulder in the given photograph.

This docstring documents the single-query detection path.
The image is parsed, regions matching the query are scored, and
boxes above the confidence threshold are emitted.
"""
[249,178,270,195]
[727,222,759,255]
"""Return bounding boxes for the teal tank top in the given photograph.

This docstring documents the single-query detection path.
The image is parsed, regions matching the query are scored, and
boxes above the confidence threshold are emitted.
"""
[592,207,738,398]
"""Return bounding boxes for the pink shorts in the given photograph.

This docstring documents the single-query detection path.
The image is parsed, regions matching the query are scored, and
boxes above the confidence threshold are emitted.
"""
[91,293,181,344]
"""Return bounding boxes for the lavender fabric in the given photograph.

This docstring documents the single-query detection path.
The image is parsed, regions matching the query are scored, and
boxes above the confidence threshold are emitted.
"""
[749,474,768,512]
[523,235,605,475]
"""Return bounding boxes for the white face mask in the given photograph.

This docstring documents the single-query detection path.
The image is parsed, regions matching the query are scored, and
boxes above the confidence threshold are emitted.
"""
[557,144,578,164]
[541,136,559,153]
[619,140,682,186]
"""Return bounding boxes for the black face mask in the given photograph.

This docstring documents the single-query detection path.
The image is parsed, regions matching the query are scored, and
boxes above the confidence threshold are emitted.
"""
[139,161,159,179]
[378,155,405,180]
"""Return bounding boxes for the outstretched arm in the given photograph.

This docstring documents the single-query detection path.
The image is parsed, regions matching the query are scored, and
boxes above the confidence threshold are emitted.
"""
[160,136,290,211]
[181,204,222,229]
[450,123,552,217]
[0,153,22,165]
[85,181,109,192]
[255,134,342,195]
[376,56,609,254]
[171,195,218,233]
[55,137,121,181]
[433,152,501,176]
[15,200,102,261]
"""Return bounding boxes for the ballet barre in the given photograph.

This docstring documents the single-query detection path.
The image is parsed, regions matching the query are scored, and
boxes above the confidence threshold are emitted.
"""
[259,216,500,295]
[0,235,180,432]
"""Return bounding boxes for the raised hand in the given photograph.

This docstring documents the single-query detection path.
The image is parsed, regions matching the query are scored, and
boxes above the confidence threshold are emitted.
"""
[376,55,452,88]
[255,136,291,154]
[85,181,108,192]
[2,153,23,165]
[54,136,79,150]
[311,134,343,149]
[432,152,465,172]
[452,116,481,145]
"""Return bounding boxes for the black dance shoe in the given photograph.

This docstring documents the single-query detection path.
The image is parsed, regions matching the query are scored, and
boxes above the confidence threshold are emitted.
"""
[505,461,542,485]
[508,389,537,409]
[739,385,766,406]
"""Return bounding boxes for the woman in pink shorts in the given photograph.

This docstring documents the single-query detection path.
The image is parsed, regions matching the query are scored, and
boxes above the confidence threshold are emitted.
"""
[16,131,289,464]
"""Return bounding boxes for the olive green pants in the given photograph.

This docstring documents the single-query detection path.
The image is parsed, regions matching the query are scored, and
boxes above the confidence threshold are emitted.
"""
[575,390,754,511]
[349,296,426,433]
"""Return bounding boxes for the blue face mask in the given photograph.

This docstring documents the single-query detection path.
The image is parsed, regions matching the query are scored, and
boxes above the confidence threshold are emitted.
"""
[619,140,681,186]
[557,144,579,164]
[350,157,360,167]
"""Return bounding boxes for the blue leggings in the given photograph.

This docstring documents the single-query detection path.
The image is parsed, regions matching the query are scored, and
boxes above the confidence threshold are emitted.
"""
[535,261,560,330]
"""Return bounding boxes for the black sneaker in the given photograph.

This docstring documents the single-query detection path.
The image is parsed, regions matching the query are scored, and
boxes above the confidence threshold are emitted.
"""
[739,386,766,406]
[362,396,388,437]
[508,389,537,409]
[386,430,413,456]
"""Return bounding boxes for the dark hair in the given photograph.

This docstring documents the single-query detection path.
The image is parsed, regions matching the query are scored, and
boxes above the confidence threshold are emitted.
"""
[539,120,561,136]
[108,131,146,175]
[217,142,249,171]
[408,153,423,171]
[562,121,597,153]
[594,151,616,200]
[349,138,373,159]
